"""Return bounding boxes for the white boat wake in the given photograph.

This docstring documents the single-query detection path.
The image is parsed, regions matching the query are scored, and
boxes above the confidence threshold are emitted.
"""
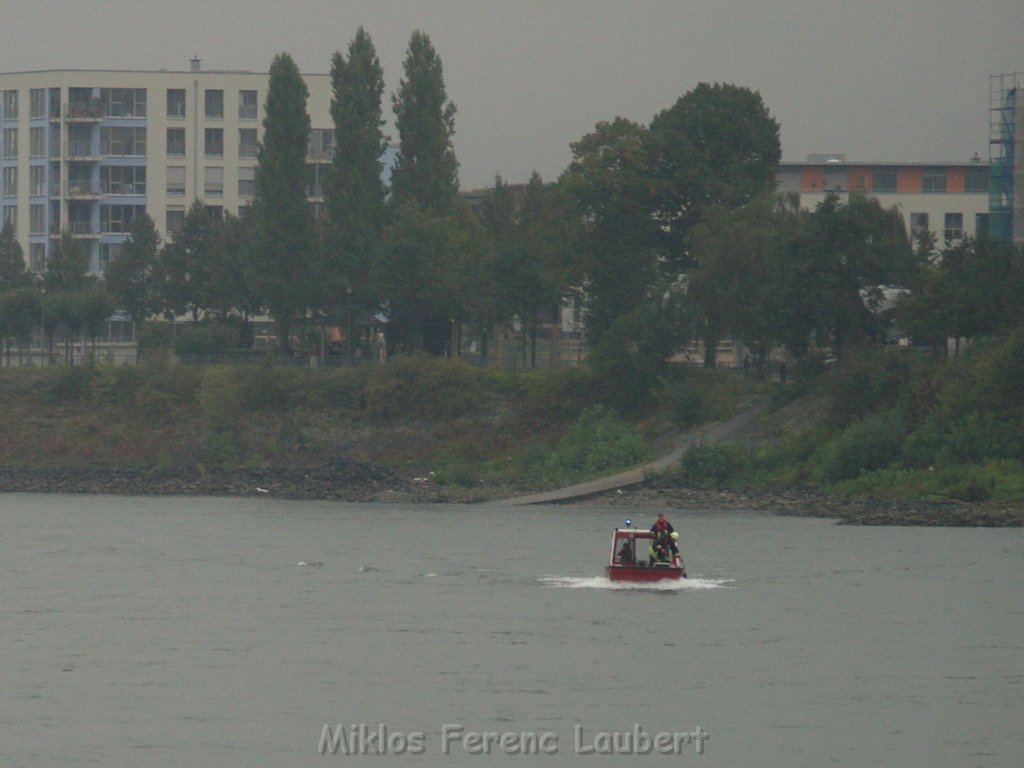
[540,575,733,591]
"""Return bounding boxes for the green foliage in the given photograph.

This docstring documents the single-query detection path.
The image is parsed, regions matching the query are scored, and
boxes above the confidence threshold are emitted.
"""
[835,460,1024,504]
[667,444,751,488]
[44,231,91,292]
[809,408,909,483]
[173,321,242,355]
[362,355,486,420]
[0,222,28,291]
[824,347,912,427]
[390,30,459,214]
[531,405,647,485]
[105,212,161,321]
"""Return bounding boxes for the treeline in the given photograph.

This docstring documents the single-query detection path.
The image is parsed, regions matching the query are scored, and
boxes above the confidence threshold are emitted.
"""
[2,26,1022,398]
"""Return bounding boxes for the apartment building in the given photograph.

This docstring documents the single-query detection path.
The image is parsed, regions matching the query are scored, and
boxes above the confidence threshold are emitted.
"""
[776,155,991,245]
[0,61,333,274]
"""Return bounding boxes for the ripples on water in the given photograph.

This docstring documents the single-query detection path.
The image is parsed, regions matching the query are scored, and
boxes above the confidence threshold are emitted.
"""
[1,495,1021,767]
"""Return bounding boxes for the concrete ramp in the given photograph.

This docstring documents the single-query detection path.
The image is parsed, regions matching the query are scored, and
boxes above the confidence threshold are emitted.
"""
[497,399,768,506]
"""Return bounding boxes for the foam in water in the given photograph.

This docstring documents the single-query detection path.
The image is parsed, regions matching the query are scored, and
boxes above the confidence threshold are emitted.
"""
[540,575,733,590]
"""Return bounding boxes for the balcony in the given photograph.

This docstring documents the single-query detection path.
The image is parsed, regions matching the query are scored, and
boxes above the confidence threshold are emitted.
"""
[64,181,102,199]
[65,142,100,161]
[64,101,104,121]
[50,220,101,239]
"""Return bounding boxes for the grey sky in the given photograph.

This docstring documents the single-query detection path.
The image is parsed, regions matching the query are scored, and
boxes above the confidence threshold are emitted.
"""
[3,1,1021,189]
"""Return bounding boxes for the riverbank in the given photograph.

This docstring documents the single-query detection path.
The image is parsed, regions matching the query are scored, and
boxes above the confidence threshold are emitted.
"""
[1,461,1020,526]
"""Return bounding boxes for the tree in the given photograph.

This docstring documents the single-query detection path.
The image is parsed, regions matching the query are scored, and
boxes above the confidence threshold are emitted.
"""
[562,118,660,348]
[390,30,459,214]
[765,193,916,358]
[0,222,28,291]
[156,200,216,321]
[0,288,40,365]
[105,211,161,322]
[205,212,257,322]
[647,82,781,273]
[897,238,1024,347]
[44,231,91,292]
[373,201,490,355]
[687,195,788,367]
[324,27,387,316]
[251,52,315,352]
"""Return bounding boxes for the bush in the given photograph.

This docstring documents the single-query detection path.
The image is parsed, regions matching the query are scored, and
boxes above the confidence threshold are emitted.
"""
[174,321,242,356]
[825,347,911,427]
[810,408,908,483]
[670,444,746,488]
[363,356,487,420]
[534,405,647,485]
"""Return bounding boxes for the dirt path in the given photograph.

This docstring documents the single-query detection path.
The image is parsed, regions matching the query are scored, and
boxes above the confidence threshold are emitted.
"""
[497,398,770,506]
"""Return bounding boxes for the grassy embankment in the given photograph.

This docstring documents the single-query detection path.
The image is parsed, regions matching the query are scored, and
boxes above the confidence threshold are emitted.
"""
[1,334,1021,504]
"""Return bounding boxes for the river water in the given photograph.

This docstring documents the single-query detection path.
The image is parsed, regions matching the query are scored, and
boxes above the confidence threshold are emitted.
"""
[1,493,1021,766]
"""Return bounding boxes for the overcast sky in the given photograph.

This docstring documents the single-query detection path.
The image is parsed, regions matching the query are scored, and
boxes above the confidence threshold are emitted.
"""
[2,1,1021,189]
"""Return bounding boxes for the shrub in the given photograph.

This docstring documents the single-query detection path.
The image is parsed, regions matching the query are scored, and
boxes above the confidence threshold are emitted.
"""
[363,356,487,420]
[536,406,647,485]
[173,321,242,356]
[810,408,908,483]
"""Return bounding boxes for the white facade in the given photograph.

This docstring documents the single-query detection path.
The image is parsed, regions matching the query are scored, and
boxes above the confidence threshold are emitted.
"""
[0,64,333,274]
[776,160,991,246]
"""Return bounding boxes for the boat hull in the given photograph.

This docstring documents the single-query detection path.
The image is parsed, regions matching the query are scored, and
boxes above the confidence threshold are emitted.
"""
[606,565,685,582]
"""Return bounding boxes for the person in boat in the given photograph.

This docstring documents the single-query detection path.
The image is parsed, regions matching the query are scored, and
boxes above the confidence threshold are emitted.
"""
[650,513,679,557]
[649,537,672,565]
[616,538,635,564]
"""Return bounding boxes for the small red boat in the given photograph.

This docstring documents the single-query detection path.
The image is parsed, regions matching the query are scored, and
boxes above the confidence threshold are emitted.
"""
[606,524,686,582]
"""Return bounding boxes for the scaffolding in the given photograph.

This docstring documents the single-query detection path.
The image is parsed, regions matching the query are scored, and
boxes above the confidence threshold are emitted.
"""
[989,73,1024,244]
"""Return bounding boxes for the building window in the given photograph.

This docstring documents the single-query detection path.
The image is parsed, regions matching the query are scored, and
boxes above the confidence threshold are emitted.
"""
[101,165,147,195]
[921,168,946,193]
[167,89,186,119]
[975,212,990,239]
[98,241,124,273]
[204,128,223,157]
[944,212,963,242]
[68,125,93,157]
[100,126,146,156]
[205,205,223,221]
[4,128,18,158]
[238,166,255,198]
[3,90,18,119]
[872,170,897,193]
[30,165,45,196]
[307,128,334,159]
[239,128,258,158]
[100,88,147,118]
[30,127,45,157]
[167,166,186,196]
[204,166,223,196]
[965,167,988,193]
[100,204,145,233]
[167,127,186,157]
[910,212,929,238]
[30,203,45,235]
[204,89,223,119]
[29,242,46,271]
[3,205,16,234]
[166,205,185,236]
[239,90,257,120]
[30,89,46,119]
[3,166,17,196]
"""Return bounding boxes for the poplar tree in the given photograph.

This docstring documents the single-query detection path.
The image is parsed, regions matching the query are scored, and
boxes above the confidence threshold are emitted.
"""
[44,231,91,292]
[251,52,314,352]
[390,30,459,214]
[324,27,387,311]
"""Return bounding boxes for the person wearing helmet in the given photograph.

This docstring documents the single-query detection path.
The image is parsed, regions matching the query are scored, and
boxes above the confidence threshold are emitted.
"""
[650,513,679,557]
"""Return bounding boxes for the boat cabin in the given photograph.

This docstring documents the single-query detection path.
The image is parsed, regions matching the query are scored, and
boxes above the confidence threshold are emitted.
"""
[606,525,686,581]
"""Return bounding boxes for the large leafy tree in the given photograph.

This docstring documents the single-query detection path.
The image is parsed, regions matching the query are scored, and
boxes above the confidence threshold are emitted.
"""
[0,222,28,290]
[251,52,314,352]
[324,27,387,315]
[373,201,490,355]
[647,82,781,272]
[105,211,161,322]
[390,30,459,214]
[156,200,216,321]
[562,118,660,347]
[205,212,257,322]
[897,238,1024,346]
